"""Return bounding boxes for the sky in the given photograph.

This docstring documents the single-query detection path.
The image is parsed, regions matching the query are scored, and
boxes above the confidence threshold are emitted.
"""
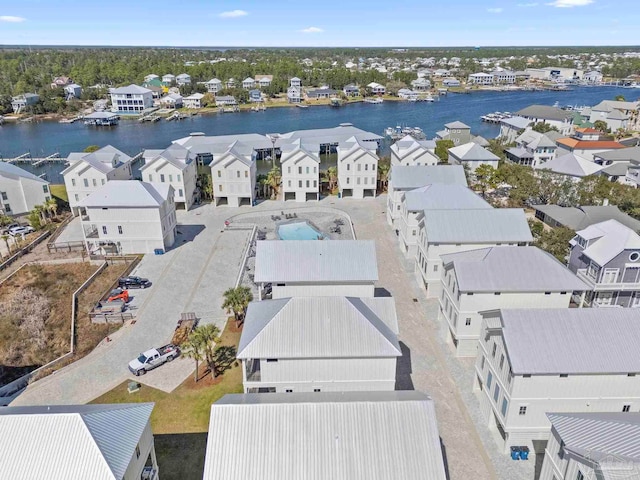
[0,0,638,47]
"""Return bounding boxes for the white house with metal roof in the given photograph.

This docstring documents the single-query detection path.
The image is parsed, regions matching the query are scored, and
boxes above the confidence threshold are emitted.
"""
[280,140,321,202]
[79,180,176,255]
[0,162,51,216]
[337,136,379,199]
[534,152,604,180]
[540,412,640,480]
[254,240,378,299]
[238,296,400,393]
[389,134,439,167]
[505,129,558,167]
[204,78,223,94]
[499,116,533,143]
[386,165,467,226]
[140,144,197,210]
[448,142,500,173]
[175,73,191,86]
[242,77,256,89]
[63,145,133,216]
[416,209,533,298]
[515,105,574,135]
[398,184,491,259]
[210,141,256,207]
[0,403,159,480]
[110,85,153,114]
[439,246,588,357]
[203,391,448,480]
[183,92,205,109]
[475,308,640,455]
[435,121,472,145]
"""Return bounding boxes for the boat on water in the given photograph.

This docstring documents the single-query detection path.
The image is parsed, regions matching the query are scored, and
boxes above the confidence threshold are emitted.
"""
[363,97,383,104]
[384,125,426,141]
[167,112,187,121]
[83,112,119,126]
[422,94,435,102]
[296,104,309,109]
[330,98,343,107]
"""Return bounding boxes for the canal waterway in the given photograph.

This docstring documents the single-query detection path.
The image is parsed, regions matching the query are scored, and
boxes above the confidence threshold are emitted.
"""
[0,86,635,183]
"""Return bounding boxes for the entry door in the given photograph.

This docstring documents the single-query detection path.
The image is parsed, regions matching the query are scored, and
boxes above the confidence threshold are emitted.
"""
[602,269,619,284]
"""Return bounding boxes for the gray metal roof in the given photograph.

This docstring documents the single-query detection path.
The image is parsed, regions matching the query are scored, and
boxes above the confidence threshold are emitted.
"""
[140,143,194,172]
[203,392,447,480]
[390,165,467,189]
[275,124,382,147]
[500,116,532,130]
[600,161,631,177]
[404,184,490,211]
[533,204,640,232]
[423,209,533,243]
[254,240,378,283]
[516,104,573,122]
[594,146,640,163]
[445,121,471,129]
[578,219,640,266]
[448,142,500,162]
[0,161,49,184]
[111,84,151,95]
[534,152,604,177]
[441,246,588,292]
[516,130,557,149]
[79,180,171,208]
[237,296,400,359]
[500,308,640,374]
[547,412,640,463]
[0,403,154,480]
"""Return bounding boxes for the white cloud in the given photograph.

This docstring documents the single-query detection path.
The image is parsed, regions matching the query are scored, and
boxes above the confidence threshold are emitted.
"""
[517,2,539,6]
[300,26,324,33]
[487,7,503,13]
[0,15,26,23]
[218,10,248,18]
[546,0,593,7]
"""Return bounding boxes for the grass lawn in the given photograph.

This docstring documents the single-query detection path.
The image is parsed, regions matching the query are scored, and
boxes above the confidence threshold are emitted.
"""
[90,319,243,480]
[49,184,68,203]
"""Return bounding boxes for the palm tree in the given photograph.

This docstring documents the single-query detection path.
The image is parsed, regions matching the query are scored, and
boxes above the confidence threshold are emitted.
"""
[222,286,253,328]
[181,332,205,382]
[45,198,58,220]
[183,324,222,380]
[266,165,281,200]
[377,162,390,192]
[327,166,338,193]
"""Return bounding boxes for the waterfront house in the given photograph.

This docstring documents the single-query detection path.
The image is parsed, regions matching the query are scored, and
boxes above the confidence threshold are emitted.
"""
[289,77,302,88]
[248,89,262,102]
[214,95,237,107]
[448,142,500,173]
[468,72,494,85]
[0,403,159,480]
[204,78,223,94]
[416,209,532,297]
[439,246,588,357]
[397,88,419,100]
[589,100,638,130]
[398,184,491,259]
[435,121,472,145]
[140,144,197,210]
[242,77,255,89]
[79,180,176,255]
[367,82,386,95]
[343,84,360,96]
[238,296,400,393]
[110,85,153,114]
[287,85,302,103]
[411,77,431,91]
[568,219,640,308]
[64,83,82,99]
[442,77,461,87]
[540,412,640,480]
[434,68,450,77]
[175,73,191,85]
[583,70,604,83]
[475,308,640,455]
[386,165,467,226]
[280,140,320,202]
[50,76,73,88]
[390,135,438,167]
[161,74,175,85]
[534,152,604,180]
[159,93,183,109]
[524,67,584,81]
[0,162,50,216]
[515,105,574,135]
[337,136,379,199]
[499,116,533,143]
[141,78,165,98]
[63,145,133,216]
[225,78,236,89]
[307,88,338,100]
[505,129,557,167]
[556,128,626,161]
[255,75,273,88]
[533,204,640,232]
[490,70,516,84]
[203,392,448,480]
[210,141,256,207]
[183,92,204,109]
[254,240,378,299]
[11,93,39,114]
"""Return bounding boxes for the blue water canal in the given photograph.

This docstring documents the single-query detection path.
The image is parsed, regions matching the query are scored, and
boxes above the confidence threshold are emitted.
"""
[0,86,635,183]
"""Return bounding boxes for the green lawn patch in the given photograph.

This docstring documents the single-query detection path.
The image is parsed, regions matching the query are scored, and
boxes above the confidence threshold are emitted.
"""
[50,184,68,203]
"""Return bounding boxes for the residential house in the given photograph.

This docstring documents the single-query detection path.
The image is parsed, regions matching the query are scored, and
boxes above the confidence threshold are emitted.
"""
[110,85,153,114]
[367,82,386,95]
[533,204,640,232]
[442,77,461,87]
[504,129,556,166]
[202,392,448,480]
[475,308,640,454]
[210,141,256,207]
[534,152,604,180]
[589,100,638,130]
[50,76,73,88]
[183,93,204,109]
[280,140,320,202]
[225,78,236,89]
[435,121,472,145]
[337,136,379,199]
[248,89,262,103]
[307,88,338,100]
[411,77,431,91]
[540,412,640,480]
[390,134,438,167]
[254,240,378,299]
[448,142,500,173]
[214,95,237,106]
[159,93,183,109]
[472,135,490,147]
[242,77,255,90]
[161,74,175,85]
[140,144,197,210]
[11,93,39,114]
[143,74,159,83]
[386,165,467,226]
[287,85,302,103]
[175,73,191,85]
[0,403,159,480]
[594,145,640,169]
[568,219,640,308]
[204,78,223,94]
[434,68,450,77]
[238,296,400,393]
[343,84,360,96]
[398,184,491,259]
[255,75,273,88]
[583,70,604,83]
[64,83,82,99]
[62,145,133,216]
[141,78,165,98]
[416,209,533,297]
[0,162,50,216]
[515,105,574,135]
[397,88,419,100]
[439,246,588,357]
[289,77,302,88]
[491,70,516,84]
[556,128,625,161]
[524,67,584,81]
[78,180,176,255]
[468,73,494,85]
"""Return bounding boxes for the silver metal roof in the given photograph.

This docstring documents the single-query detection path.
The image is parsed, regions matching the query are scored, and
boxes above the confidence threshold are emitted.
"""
[441,246,588,292]
[500,116,532,129]
[534,152,604,177]
[79,180,171,208]
[594,146,640,162]
[237,296,400,359]
[404,184,490,211]
[390,165,467,189]
[0,161,49,184]
[448,142,500,162]
[203,392,447,480]
[0,403,154,480]
[516,104,573,122]
[254,240,378,283]
[500,308,640,375]
[422,209,533,243]
[578,219,640,266]
[533,204,640,232]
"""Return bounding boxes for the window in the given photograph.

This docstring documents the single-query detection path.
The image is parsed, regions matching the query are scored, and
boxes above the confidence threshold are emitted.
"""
[523,374,531,378]
[545,292,551,295]
[236,171,240,178]
[576,472,584,480]
[169,175,173,182]
[306,180,310,188]
[245,171,248,178]
[74,194,79,201]
[135,444,140,459]
[501,398,508,416]
[313,180,317,188]
[493,384,500,402]
[487,371,493,389]
[630,252,640,262]
[118,226,123,234]
[499,354,504,369]
[299,181,302,188]
[285,389,293,393]
[179,189,183,197]
[357,177,361,185]
[623,404,631,412]
[347,164,351,170]
[266,359,278,363]
[494,292,501,296]
[298,166,302,174]
[465,318,471,326]
[102,226,107,234]
[346,177,350,184]
[306,166,310,174]
[519,406,527,415]
[71,178,76,187]
[218,184,223,192]
[42,185,49,193]
[217,170,222,178]
[560,374,568,378]
[177,174,181,182]
[357,164,361,171]
[364,163,368,171]
[481,356,485,370]
[148,174,153,182]
[433,265,438,272]
[101,179,105,185]
[91,178,96,187]
[160,174,165,182]
[492,343,497,358]
[364,177,368,185]
[83,178,89,187]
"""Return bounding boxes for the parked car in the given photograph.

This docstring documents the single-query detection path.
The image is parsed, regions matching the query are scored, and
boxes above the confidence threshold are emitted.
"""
[0,223,20,235]
[118,276,151,289]
[128,344,180,376]
[8,226,35,236]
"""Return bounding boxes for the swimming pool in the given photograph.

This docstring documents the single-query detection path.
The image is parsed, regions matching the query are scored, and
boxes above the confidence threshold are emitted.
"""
[277,221,324,240]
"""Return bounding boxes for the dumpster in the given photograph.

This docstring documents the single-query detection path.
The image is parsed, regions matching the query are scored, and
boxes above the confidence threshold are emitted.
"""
[154,248,165,255]
[510,446,521,460]
[519,446,530,460]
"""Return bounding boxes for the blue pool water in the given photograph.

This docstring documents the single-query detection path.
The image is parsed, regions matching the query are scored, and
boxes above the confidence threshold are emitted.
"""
[277,221,323,240]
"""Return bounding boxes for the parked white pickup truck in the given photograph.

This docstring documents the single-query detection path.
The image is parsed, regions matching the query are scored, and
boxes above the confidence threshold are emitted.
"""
[128,344,180,376]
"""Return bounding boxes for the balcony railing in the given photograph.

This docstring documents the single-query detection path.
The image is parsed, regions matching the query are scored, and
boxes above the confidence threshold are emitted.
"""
[576,269,640,292]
